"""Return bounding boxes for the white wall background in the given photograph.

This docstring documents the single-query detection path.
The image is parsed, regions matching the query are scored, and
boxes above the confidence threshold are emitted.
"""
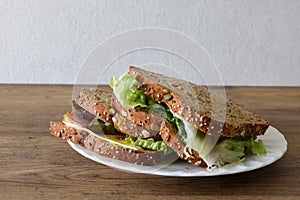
[0,0,299,86]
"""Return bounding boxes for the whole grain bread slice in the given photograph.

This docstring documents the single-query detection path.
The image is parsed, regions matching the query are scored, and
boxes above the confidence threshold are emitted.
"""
[129,66,270,138]
[49,120,166,166]
[160,120,207,167]
[112,112,162,140]
[75,88,114,124]
[111,95,163,138]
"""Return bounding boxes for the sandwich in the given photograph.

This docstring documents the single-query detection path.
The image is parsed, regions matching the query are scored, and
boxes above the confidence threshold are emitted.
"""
[50,66,269,169]
[49,87,175,166]
[108,66,270,168]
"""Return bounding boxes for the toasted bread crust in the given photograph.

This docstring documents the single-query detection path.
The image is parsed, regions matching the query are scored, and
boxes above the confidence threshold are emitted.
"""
[75,88,114,124]
[160,121,207,167]
[49,121,166,165]
[129,66,270,137]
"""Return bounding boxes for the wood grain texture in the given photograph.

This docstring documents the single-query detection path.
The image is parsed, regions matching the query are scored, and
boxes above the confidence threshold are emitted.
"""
[0,84,299,200]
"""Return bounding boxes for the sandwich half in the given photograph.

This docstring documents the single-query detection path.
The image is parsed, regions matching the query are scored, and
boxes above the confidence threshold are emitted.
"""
[49,87,174,166]
[109,66,270,168]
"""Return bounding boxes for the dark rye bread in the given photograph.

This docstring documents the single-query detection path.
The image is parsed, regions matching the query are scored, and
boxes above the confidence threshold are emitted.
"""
[75,88,114,125]
[49,121,166,166]
[111,95,162,138]
[160,121,207,167]
[129,66,270,138]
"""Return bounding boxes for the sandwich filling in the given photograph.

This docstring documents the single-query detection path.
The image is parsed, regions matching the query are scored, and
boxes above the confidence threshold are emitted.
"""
[110,73,266,168]
[69,103,171,154]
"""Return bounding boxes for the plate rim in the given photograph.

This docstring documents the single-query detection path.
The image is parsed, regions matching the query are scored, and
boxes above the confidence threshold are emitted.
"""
[67,126,288,177]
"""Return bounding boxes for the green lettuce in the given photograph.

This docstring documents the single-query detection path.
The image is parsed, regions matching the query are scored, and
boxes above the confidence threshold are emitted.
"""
[125,136,171,154]
[165,106,187,140]
[204,137,266,168]
[183,119,267,168]
[109,74,155,108]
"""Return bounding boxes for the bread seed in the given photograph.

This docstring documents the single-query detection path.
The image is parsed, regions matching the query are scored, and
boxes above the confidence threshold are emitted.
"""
[109,108,116,115]
[162,89,169,94]
[165,133,170,141]
[200,116,204,122]
[195,160,202,165]
[121,110,127,117]
[163,94,172,100]
[142,130,150,138]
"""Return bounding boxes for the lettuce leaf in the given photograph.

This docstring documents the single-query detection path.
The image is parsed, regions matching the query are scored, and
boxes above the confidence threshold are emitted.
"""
[251,139,267,154]
[204,137,266,168]
[184,121,267,168]
[164,106,187,140]
[109,74,155,108]
[125,136,172,154]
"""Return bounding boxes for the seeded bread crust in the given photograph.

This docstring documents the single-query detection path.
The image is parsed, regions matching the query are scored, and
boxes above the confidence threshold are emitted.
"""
[160,121,207,167]
[49,121,166,166]
[75,88,114,124]
[129,66,270,138]
[111,95,163,138]
[50,121,87,144]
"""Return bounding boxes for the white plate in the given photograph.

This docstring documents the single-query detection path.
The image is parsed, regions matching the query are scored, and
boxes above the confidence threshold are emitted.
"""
[67,126,287,177]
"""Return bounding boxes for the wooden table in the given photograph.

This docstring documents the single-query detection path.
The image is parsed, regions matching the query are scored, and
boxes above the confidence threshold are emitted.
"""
[0,84,299,199]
